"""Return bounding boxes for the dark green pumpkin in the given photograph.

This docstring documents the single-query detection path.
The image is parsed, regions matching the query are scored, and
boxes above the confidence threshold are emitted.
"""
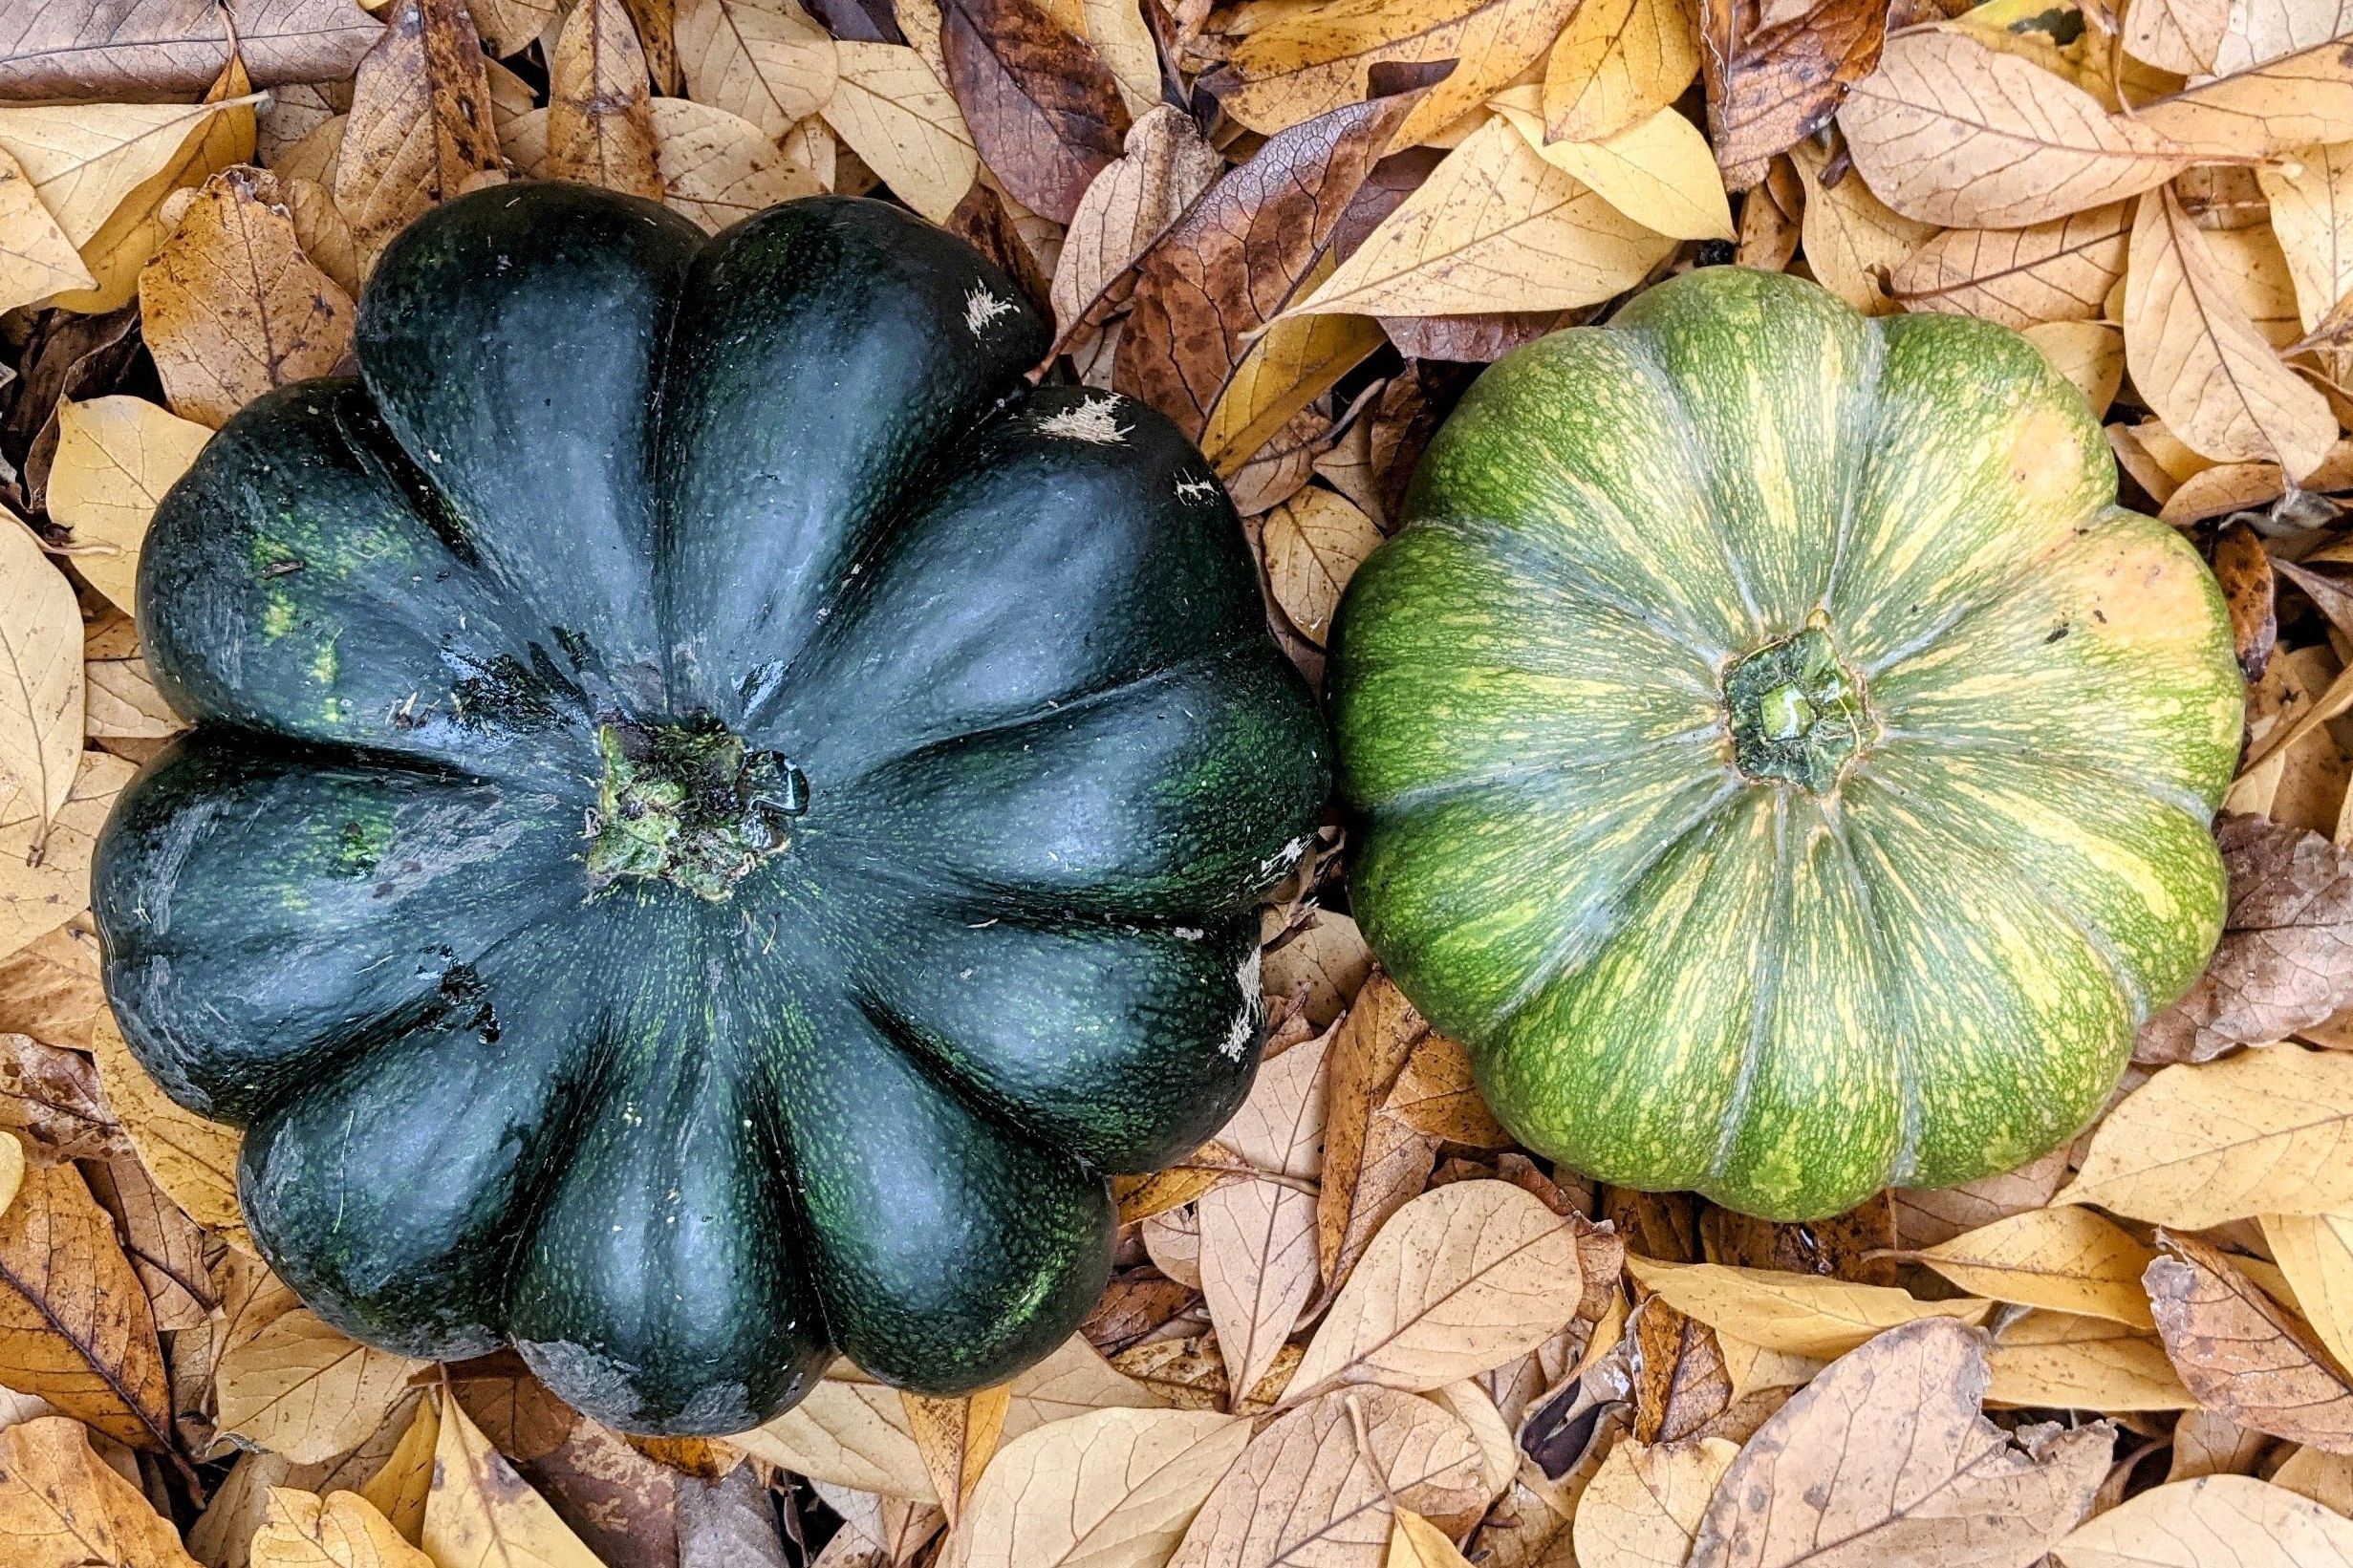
[91,183,1328,1435]
[1329,266,2242,1222]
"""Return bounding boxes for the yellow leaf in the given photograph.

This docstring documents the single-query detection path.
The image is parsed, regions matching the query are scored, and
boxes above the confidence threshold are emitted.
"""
[2060,1044,2353,1230]
[90,1006,247,1244]
[1914,1206,2158,1328]
[1571,1436,1738,1568]
[138,166,357,429]
[2264,1212,2353,1380]
[1290,114,1676,319]
[44,395,212,617]
[1540,0,1701,144]
[548,0,665,198]
[0,1414,198,1567]
[217,1308,425,1466]
[0,1151,171,1449]
[1623,1257,1993,1360]
[1983,1310,2196,1410]
[648,97,825,233]
[822,41,976,225]
[0,1133,20,1222]
[0,148,95,311]
[940,1407,1251,1568]
[676,0,838,136]
[732,1371,937,1500]
[2140,40,2353,158]
[902,1384,1008,1524]
[422,1392,606,1568]
[2023,320,2126,419]
[1201,311,1386,477]
[1838,29,2207,227]
[357,1394,440,1545]
[2260,141,2353,341]
[2051,1474,2353,1568]
[1389,1506,1474,1567]
[0,753,133,966]
[1495,95,1731,241]
[1788,136,1933,313]
[1889,204,2133,328]
[1287,1179,1587,1400]
[1218,0,1583,152]
[1262,486,1385,647]
[252,1487,433,1568]
[0,96,264,253]
[0,518,82,834]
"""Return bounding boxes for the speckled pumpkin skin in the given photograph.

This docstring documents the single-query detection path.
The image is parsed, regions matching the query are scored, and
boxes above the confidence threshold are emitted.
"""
[91,183,1328,1433]
[1328,266,2242,1220]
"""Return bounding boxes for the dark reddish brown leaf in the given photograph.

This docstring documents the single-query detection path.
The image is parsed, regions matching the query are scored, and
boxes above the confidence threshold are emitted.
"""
[802,0,905,41]
[1112,93,1415,440]
[1365,362,1476,522]
[941,0,1130,224]
[0,1033,126,1160]
[2274,556,2353,645]
[2138,815,2353,1063]
[2147,1233,2353,1451]
[0,0,378,101]
[947,178,1055,318]
[1698,1192,1901,1286]
[1700,0,1889,188]
[2213,521,2276,681]
[1379,312,1565,362]
[1631,1297,1735,1443]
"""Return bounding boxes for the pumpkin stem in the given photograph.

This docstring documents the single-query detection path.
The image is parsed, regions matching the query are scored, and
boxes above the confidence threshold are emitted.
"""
[1722,623,1871,793]
[583,719,808,900]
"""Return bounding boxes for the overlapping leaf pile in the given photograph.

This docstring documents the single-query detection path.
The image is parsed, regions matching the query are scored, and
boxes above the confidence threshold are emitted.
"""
[2,0,2353,1563]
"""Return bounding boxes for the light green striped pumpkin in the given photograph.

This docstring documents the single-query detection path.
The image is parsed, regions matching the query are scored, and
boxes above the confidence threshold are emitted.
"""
[1328,266,2244,1220]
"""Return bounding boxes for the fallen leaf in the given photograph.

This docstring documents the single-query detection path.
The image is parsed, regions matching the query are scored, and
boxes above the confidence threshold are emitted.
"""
[1888,203,2132,328]
[0,1154,171,1450]
[1912,1207,2159,1328]
[1318,974,1444,1292]
[904,1385,1008,1525]
[1494,97,1735,243]
[734,1372,936,1500]
[1698,0,1889,187]
[2024,320,2126,419]
[2125,0,2231,74]
[1386,1032,1512,1149]
[1263,486,1385,647]
[0,95,262,259]
[2062,1043,2353,1228]
[1541,0,1702,144]
[1170,1385,1489,1568]
[138,165,356,429]
[941,1407,1251,1568]
[2146,1233,2353,1451]
[1286,1180,1587,1403]
[0,1134,17,1220]
[1213,0,1581,154]
[1388,1507,1473,1567]
[1113,94,1413,440]
[2259,141,2353,353]
[676,0,839,136]
[422,1392,606,1568]
[1688,1318,2109,1568]
[218,1308,427,1465]
[1260,911,1376,1031]
[548,0,665,199]
[1624,1258,1994,1360]
[2139,819,2353,1065]
[2051,1474,2353,1568]
[1838,29,2203,227]
[2139,40,2353,159]
[334,0,506,268]
[2213,518,2277,681]
[1735,153,1801,268]
[1570,1436,1739,1568]
[1983,1311,2197,1411]
[2126,183,2335,481]
[823,40,978,224]
[89,1007,244,1244]
[0,522,78,838]
[1787,135,1931,313]
[252,1486,433,1568]
[1201,311,1387,477]
[0,148,94,312]
[1288,114,1676,319]
[0,0,378,99]
[0,1033,124,1161]
[43,394,211,617]
[2274,1445,2353,1516]
[1049,102,1223,340]
[939,0,1126,223]
[2268,1211,2353,1382]
[0,754,130,962]
[0,1413,198,1568]
[357,1392,439,1544]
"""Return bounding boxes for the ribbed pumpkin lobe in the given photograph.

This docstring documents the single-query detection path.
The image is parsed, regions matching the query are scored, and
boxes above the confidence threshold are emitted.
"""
[585,718,810,900]
[1723,622,1869,794]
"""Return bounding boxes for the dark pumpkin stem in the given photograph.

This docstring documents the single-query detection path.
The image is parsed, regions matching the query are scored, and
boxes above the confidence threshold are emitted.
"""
[1722,621,1870,794]
[584,718,809,900]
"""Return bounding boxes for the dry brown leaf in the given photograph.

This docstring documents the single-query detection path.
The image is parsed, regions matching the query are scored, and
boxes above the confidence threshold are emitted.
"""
[1912,1206,2159,1328]
[1386,1033,1511,1149]
[2260,141,2353,350]
[1735,153,1802,269]
[1570,1436,1739,1568]
[138,165,356,429]
[86,1152,207,1331]
[0,1412,198,1568]
[1112,1140,1248,1223]
[2146,1233,2353,1451]
[1542,0,1702,143]
[2052,1473,2353,1568]
[1492,96,1735,243]
[1286,1180,1587,1403]
[1215,0,1581,154]
[1319,973,1443,1292]
[2139,818,2353,1064]
[217,1308,427,1465]
[86,650,182,741]
[0,1033,125,1161]
[422,1392,606,1568]
[1698,0,1889,188]
[0,1132,20,1221]
[0,0,378,100]
[0,753,130,962]
[0,147,94,312]
[1049,103,1223,340]
[90,1005,245,1243]
[2126,0,2232,74]
[548,0,665,199]
[1260,910,1375,1030]
[1388,1507,1474,1568]
[2268,1211,2353,1380]
[1289,114,1676,319]
[823,40,977,224]
[1201,1179,1322,1408]
[1689,1318,2109,1568]
[1839,29,2204,227]
[357,1394,440,1543]
[0,522,79,838]
[940,0,1128,224]
[335,0,506,268]
[2024,320,2126,419]
[0,1154,171,1450]
[734,1375,937,1500]
[1788,136,1931,313]
[648,98,825,231]
[44,394,210,617]
[1170,1385,1489,1568]
[1983,1310,2196,1410]
[2140,40,2353,159]
[252,1486,433,1568]
[1625,1257,1993,1360]
[940,1407,1251,1568]
[1889,203,2131,328]
[2126,183,2335,481]
[1263,486,1384,647]
[677,0,838,136]
[1113,94,1412,441]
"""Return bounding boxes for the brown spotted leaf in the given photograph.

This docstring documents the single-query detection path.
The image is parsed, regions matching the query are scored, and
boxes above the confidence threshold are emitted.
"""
[0,1414,198,1567]
[0,0,378,100]
[335,0,505,268]
[1699,0,1889,187]
[548,0,665,199]
[939,0,1127,224]
[0,1155,171,1450]
[2146,1233,2353,1452]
